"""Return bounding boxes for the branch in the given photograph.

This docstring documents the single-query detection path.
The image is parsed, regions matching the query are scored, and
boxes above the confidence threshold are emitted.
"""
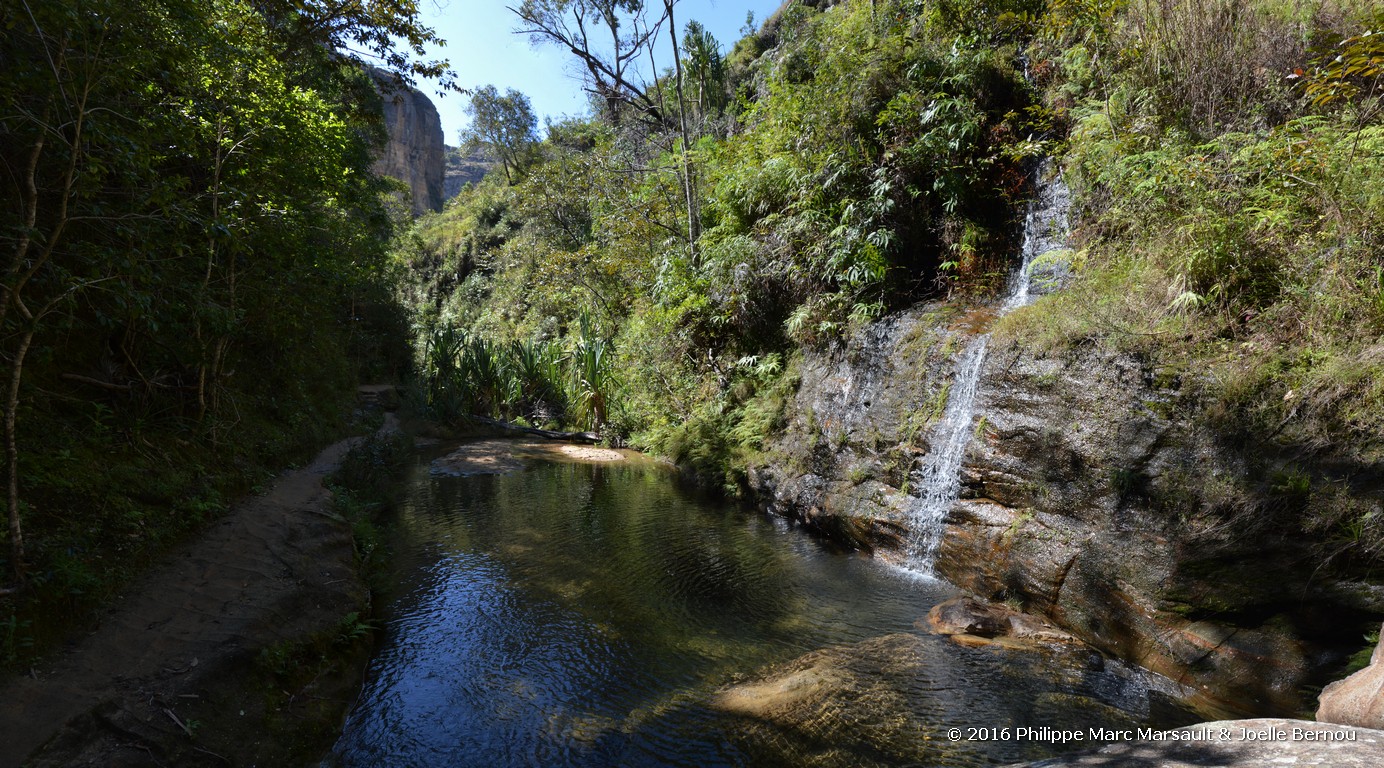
[59,373,134,392]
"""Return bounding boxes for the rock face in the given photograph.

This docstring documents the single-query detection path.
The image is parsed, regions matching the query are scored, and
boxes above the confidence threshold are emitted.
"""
[748,303,956,550]
[749,306,1384,718]
[1318,625,1384,729]
[1006,718,1384,767]
[443,144,495,199]
[373,76,444,215]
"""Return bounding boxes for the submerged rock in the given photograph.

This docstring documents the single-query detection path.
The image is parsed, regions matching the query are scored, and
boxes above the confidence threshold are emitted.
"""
[713,630,1171,768]
[711,633,957,767]
[431,440,529,476]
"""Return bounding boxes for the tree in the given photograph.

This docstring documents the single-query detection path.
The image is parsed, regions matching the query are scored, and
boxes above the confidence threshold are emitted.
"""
[461,86,539,184]
[682,20,727,125]
[509,0,704,254]
[510,0,663,123]
[662,0,699,252]
[0,0,172,582]
[0,0,416,589]
[252,0,458,92]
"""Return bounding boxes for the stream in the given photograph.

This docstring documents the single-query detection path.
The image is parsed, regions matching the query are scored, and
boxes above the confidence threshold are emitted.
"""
[327,449,1191,767]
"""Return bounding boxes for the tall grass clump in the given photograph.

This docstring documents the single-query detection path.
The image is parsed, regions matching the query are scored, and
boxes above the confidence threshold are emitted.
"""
[418,313,618,433]
[997,0,1384,560]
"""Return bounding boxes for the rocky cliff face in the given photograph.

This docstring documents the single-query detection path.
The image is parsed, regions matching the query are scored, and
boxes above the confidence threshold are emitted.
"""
[373,78,445,216]
[443,145,495,200]
[749,306,1384,719]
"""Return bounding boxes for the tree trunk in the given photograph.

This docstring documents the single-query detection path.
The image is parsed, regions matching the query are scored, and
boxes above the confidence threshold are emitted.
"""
[664,0,700,259]
[5,328,33,582]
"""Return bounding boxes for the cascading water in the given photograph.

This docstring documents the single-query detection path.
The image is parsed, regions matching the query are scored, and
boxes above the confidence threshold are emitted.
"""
[905,160,1071,574]
[904,337,990,570]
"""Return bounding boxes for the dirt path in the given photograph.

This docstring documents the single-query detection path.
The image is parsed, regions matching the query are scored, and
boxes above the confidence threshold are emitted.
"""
[0,415,397,767]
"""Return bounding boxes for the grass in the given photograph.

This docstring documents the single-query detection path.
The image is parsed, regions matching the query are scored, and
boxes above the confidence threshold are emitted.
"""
[328,430,414,588]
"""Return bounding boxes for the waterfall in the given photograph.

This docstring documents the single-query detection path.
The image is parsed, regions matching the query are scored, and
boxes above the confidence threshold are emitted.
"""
[904,160,1071,575]
[904,336,990,569]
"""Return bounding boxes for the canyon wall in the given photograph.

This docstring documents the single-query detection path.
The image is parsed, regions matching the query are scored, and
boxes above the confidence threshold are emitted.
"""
[374,78,445,216]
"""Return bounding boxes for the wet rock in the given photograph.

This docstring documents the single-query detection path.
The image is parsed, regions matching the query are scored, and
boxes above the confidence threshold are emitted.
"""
[750,305,1384,719]
[926,597,1079,649]
[712,633,938,767]
[715,630,1166,768]
[715,666,847,718]
[749,303,956,546]
[929,597,1011,637]
[1006,718,1384,767]
[1318,624,1384,729]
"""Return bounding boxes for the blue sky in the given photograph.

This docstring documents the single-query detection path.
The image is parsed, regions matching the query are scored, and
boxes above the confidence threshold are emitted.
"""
[413,0,784,143]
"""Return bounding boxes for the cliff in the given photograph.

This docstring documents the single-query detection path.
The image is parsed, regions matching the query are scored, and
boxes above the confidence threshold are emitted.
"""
[443,145,495,200]
[373,77,445,216]
[747,307,1384,719]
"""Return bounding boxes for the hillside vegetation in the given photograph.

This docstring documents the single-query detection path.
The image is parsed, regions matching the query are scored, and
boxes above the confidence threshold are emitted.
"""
[995,0,1384,559]
[405,0,1048,480]
[401,0,1382,539]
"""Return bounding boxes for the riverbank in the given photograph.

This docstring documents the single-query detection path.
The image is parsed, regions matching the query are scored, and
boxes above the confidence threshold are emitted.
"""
[0,415,400,767]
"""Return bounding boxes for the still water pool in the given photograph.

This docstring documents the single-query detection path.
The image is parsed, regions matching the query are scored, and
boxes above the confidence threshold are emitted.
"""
[328,443,1186,767]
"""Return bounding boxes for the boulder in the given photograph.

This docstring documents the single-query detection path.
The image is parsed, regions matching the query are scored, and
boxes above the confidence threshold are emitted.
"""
[1005,718,1384,767]
[928,596,1011,637]
[1318,625,1384,729]
[926,596,1077,644]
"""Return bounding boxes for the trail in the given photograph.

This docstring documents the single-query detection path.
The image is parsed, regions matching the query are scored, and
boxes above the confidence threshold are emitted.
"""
[0,412,397,767]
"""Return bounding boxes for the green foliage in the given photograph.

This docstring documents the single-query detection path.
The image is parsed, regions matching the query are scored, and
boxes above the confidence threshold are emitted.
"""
[0,0,413,655]
[420,326,513,419]
[990,0,1384,566]
[567,313,617,431]
[1299,8,1384,131]
[683,21,730,124]
[461,85,540,183]
[417,314,618,432]
[389,0,1042,481]
[1345,630,1381,675]
[699,0,1037,335]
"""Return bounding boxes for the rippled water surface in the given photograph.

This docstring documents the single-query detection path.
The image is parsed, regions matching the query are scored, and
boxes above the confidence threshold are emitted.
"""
[329,445,1183,767]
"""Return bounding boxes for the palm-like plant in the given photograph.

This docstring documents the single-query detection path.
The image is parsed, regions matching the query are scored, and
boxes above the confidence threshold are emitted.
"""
[423,324,467,412]
[460,335,505,417]
[567,314,617,432]
[507,338,566,420]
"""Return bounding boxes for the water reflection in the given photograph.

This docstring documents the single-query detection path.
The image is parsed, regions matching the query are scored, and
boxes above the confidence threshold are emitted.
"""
[330,446,1178,767]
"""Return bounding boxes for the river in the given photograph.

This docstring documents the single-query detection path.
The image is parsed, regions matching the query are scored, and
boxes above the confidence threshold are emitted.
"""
[327,445,1189,767]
